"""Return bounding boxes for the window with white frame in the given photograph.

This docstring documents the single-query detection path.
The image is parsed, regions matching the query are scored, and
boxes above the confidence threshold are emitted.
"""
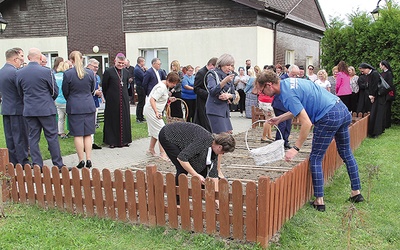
[306,56,313,68]
[140,48,169,71]
[285,50,295,66]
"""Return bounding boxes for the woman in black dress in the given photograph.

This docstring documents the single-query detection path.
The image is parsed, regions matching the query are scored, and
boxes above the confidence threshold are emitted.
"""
[359,63,386,138]
[379,60,395,128]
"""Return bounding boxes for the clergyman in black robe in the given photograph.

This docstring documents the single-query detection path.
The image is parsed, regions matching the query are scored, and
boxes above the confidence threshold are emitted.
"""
[102,53,132,147]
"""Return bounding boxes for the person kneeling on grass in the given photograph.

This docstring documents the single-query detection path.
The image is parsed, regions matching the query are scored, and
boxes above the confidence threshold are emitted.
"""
[159,122,235,205]
[254,69,364,212]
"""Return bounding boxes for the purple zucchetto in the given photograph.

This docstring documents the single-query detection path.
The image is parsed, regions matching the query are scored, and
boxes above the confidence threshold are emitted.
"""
[115,53,126,59]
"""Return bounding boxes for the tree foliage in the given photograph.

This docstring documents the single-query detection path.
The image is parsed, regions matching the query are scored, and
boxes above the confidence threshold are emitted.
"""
[321,3,400,123]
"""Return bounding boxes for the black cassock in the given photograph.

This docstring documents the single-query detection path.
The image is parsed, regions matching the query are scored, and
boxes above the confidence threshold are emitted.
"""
[366,69,386,137]
[102,66,132,146]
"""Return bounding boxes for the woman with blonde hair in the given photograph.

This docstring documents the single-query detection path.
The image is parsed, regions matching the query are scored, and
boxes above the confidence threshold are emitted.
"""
[314,69,331,92]
[244,68,258,119]
[328,66,338,95]
[55,61,71,139]
[169,60,184,118]
[348,66,359,112]
[62,51,96,168]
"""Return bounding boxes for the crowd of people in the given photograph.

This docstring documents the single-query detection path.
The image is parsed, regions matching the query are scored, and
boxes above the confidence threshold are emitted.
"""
[0,48,396,211]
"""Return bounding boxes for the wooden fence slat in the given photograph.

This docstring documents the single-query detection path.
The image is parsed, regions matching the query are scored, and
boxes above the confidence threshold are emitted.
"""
[285,171,293,221]
[103,169,115,219]
[62,166,73,213]
[0,149,9,202]
[154,172,165,226]
[232,180,243,240]
[299,163,306,211]
[191,176,202,233]
[82,168,94,216]
[271,178,281,238]
[178,174,191,231]
[24,165,35,204]
[8,164,18,202]
[71,168,83,214]
[92,168,104,217]
[15,165,26,203]
[245,181,257,242]
[277,177,285,231]
[125,170,137,222]
[43,166,54,208]
[146,165,157,226]
[268,182,275,240]
[166,173,178,228]
[257,176,270,248]
[52,166,63,210]
[114,169,126,221]
[294,166,301,212]
[219,178,230,238]
[136,170,148,224]
[290,168,297,218]
[205,178,216,234]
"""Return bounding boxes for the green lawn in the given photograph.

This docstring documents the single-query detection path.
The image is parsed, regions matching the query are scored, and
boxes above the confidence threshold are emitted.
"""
[1,115,399,249]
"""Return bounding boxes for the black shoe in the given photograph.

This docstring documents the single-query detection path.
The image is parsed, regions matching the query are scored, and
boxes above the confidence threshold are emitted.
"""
[92,143,102,150]
[310,201,325,212]
[136,119,143,123]
[76,160,85,169]
[284,144,292,150]
[348,194,364,203]
[86,160,92,169]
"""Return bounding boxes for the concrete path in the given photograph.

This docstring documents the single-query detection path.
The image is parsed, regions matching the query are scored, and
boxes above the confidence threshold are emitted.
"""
[44,106,254,171]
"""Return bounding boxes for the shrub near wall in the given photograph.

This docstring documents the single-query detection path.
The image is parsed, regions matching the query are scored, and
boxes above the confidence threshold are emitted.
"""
[321,4,400,123]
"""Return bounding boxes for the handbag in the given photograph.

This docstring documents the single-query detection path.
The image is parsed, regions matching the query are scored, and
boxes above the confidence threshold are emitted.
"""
[378,76,391,96]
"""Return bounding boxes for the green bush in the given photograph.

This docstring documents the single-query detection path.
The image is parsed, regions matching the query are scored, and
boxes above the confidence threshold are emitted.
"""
[321,2,400,123]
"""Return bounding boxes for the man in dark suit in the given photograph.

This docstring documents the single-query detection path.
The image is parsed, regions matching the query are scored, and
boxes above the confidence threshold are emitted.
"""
[272,65,299,149]
[142,58,166,96]
[193,57,217,132]
[133,56,147,123]
[0,48,30,166]
[16,48,64,169]
[125,59,135,105]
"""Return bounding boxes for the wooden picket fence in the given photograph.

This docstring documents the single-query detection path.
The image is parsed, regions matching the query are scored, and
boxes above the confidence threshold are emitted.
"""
[0,115,368,248]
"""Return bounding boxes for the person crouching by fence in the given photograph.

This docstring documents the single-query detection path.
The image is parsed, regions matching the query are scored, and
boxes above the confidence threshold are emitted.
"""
[159,122,235,205]
[255,70,363,212]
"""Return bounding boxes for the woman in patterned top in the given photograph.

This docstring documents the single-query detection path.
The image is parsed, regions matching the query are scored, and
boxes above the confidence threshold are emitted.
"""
[159,122,235,191]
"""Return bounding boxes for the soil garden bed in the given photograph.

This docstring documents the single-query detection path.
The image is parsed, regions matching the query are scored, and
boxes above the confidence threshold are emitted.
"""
[126,126,312,182]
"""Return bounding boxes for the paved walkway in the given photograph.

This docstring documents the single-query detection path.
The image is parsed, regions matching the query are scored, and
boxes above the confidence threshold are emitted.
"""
[44,106,253,171]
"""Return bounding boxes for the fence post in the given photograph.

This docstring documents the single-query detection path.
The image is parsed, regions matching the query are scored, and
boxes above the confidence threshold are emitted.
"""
[146,165,157,226]
[257,176,270,248]
[0,148,10,203]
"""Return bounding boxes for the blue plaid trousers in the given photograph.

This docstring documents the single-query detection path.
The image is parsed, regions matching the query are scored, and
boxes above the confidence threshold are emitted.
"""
[310,101,361,197]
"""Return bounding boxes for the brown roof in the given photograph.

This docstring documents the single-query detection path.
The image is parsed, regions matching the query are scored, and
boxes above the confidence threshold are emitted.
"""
[232,0,327,31]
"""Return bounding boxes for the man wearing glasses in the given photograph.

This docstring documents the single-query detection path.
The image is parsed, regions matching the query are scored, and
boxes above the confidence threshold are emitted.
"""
[86,58,103,150]
[255,70,363,212]
[0,47,30,166]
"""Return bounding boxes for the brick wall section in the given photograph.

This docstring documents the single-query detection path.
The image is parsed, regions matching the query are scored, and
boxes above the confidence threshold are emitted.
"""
[123,0,258,32]
[66,0,125,62]
[290,0,325,28]
[0,0,67,39]
[275,31,320,67]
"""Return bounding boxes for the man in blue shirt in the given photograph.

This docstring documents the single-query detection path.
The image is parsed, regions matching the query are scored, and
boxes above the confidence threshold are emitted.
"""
[255,70,363,212]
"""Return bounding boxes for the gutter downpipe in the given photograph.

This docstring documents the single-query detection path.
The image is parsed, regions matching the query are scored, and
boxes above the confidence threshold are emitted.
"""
[271,0,304,64]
